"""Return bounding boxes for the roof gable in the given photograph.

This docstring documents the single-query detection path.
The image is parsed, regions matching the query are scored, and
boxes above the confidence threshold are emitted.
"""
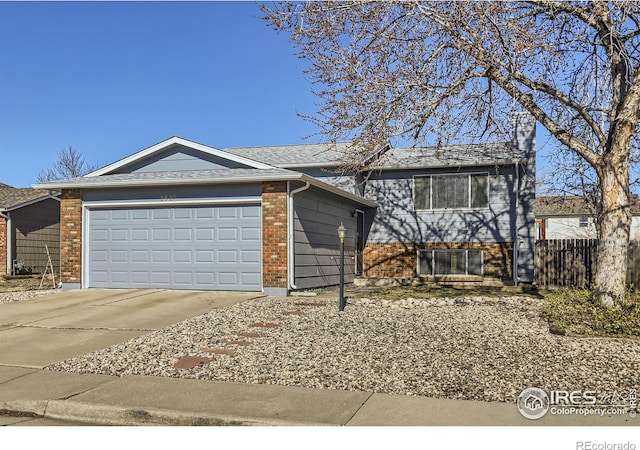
[88,137,273,177]
[113,145,255,174]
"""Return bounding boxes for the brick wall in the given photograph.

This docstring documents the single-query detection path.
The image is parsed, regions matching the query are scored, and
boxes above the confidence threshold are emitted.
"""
[364,241,514,280]
[0,216,6,274]
[261,181,288,289]
[60,189,83,284]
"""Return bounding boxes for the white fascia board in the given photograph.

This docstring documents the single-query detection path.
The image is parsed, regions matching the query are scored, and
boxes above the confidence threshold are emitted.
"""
[34,173,302,190]
[86,137,274,177]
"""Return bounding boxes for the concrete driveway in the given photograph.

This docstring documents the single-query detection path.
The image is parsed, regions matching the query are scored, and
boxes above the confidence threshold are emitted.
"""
[0,289,261,368]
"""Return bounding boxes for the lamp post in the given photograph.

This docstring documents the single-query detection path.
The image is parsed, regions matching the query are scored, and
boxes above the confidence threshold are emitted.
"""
[337,222,347,311]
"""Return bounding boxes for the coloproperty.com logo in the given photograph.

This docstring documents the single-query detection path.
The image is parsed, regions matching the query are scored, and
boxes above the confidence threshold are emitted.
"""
[517,387,637,420]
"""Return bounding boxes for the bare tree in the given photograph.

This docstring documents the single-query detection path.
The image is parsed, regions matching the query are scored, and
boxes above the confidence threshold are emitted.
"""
[37,146,98,182]
[264,1,640,305]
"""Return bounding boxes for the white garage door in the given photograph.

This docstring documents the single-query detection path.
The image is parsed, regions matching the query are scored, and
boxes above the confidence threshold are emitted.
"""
[87,204,261,290]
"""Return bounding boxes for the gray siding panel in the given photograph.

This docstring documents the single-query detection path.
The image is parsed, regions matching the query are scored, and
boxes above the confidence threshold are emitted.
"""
[11,199,60,275]
[364,167,518,244]
[297,169,361,195]
[292,187,360,290]
[116,145,251,173]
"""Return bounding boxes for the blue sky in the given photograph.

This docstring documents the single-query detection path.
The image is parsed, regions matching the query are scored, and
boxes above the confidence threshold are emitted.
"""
[0,1,321,187]
[0,1,564,191]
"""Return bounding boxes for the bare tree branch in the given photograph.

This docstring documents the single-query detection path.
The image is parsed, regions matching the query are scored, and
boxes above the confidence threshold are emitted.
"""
[37,146,98,183]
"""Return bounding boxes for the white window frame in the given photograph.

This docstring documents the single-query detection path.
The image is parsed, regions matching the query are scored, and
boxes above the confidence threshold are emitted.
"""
[417,249,484,276]
[413,172,489,211]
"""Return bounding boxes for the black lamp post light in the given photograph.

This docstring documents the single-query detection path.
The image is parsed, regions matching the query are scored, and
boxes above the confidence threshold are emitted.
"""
[337,222,347,311]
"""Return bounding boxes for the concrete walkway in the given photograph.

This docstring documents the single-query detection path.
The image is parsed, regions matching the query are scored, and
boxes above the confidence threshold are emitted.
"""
[0,367,637,426]
[0,289,637,426]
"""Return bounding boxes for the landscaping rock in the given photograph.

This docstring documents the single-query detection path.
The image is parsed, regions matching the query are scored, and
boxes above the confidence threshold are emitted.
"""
[46,295,639,404]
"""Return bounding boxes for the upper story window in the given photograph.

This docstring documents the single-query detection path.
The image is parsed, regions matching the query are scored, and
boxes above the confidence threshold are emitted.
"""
[414,173,488,210]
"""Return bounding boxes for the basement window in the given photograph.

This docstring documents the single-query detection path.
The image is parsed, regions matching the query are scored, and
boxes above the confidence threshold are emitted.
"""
[418,249,483,276]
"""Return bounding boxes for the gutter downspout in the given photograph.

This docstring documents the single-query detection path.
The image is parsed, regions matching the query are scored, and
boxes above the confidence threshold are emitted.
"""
[0,210,11,275]
[47,191,62,202]
[513,161,520,286]
[288,181,311,291]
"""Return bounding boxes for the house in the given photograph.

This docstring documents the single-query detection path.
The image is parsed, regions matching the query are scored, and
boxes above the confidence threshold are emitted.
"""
[33,114,536,294]
[535,195,640,240]
[0,183,60,276]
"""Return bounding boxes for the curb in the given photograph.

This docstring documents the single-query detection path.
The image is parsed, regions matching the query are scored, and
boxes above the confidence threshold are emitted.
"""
[2,400,325,426]
[0,400,47,417]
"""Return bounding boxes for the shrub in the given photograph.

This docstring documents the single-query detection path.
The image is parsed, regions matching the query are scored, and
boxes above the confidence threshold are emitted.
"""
[541,289,640,337]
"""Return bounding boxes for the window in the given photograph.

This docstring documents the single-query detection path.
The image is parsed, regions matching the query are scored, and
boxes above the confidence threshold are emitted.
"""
[418,249,483,276]
[579,216,589,227]
[414,173,488,210]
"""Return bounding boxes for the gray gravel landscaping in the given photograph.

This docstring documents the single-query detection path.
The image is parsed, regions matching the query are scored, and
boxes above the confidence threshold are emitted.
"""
[46,295,640,404]
[0,289,59,303]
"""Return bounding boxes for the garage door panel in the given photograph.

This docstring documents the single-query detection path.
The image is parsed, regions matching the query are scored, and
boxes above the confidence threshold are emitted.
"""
[196,228,214,241]
[217,250,237,263]
[174,209,193,220]
[91,250,108,263]
[218,208,239,219]
[91,230,109,242]
[153,229,171,241]
[174,228,192,240]
[131,229,150,241]
[196,208,214,219]
[242,227,260,241]
[110,250,128,263]
[242,273,261,287]
[132,210,149,220]
[196,272,215,284]
[131,271,150,284]
[242,205,261,218]
[88,205,261,291]
[152,250,170,263]
[111,271,129,283]
[218,228,237,240]
[153,209,171,220]
[242,250,261,263]
[131,250,149,263]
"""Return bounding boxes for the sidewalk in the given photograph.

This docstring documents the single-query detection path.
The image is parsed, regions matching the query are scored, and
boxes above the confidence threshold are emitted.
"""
[0,367,636,426]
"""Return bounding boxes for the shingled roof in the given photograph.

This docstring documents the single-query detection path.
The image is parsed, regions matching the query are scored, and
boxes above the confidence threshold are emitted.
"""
[535,195,640,216]
[225,141,524,170]
[0,182,52,210]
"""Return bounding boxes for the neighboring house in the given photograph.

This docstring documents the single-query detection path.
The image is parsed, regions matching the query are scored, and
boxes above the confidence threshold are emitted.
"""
[0,183,60,276]
[33,114,535,293]
[535,195,640,240]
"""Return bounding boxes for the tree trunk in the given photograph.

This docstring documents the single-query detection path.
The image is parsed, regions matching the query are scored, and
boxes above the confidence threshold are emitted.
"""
[594,162,631,306]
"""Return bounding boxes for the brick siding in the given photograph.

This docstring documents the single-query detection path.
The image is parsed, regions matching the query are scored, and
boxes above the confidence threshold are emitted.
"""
[60,189,83,284]
[261,181,288,289]
[0,216,6,274]
[364,241,514,280]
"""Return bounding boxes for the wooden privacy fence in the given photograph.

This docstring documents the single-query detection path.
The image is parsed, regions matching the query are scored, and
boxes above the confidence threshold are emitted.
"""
[535,239,640,288]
